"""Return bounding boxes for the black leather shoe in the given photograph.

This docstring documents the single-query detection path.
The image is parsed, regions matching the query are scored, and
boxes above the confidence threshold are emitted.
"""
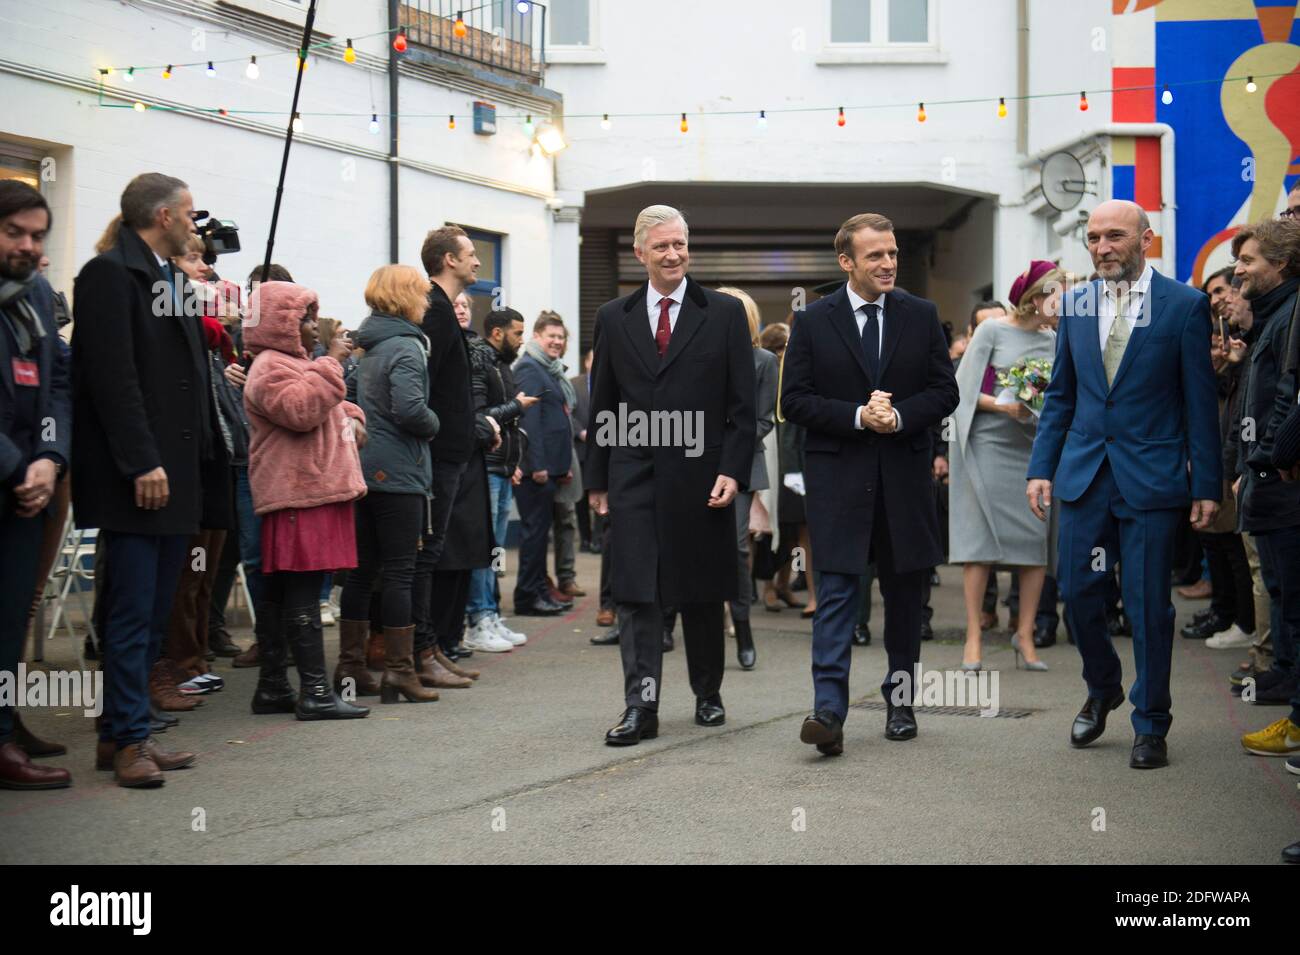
[1032,621,1057,648]
[852,624,871,646]
[695,695,725,726]
[589,625,620,646]
[149,713,169,734]
[662,628,675,652]
[929,570,941,587]
[1180,611,1230,639]
[800,710,844,756]
[1107,610,1133,638]
[735,619,756,670]
[209,628,243,658]
[919,620,934,642]
[514,600,565,617]
[1283,841,1300,864]
[605,706,658,746]
[150,704,178,729]
[1070,688,1125,747]
[1129,734,1169,769]
[885,703,917,741]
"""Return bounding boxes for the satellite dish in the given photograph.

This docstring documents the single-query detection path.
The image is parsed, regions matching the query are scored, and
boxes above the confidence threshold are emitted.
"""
[1040,151,1092,212]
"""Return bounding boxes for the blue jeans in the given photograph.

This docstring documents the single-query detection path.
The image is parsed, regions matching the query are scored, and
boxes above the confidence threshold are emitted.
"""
[467,472,512,623]
[98,532,188,745]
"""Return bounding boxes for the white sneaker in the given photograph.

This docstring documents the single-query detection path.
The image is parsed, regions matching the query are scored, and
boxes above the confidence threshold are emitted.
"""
[1205,624,1254,649]
[490,614,527,646]
[319,601,336,626]
[464,619,513,653]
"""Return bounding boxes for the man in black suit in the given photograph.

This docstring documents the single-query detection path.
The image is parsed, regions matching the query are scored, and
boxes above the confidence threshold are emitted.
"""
[587,204,756,745]
[71,173,207,787]
[781,212,958,755]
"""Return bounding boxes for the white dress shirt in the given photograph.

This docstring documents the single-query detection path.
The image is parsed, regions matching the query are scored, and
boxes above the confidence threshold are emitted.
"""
[1098,262,1153,349]
[846,284,901,432]
[647,277,687,339]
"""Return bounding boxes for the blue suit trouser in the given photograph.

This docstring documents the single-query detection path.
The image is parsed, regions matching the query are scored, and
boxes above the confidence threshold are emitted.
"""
[1057,459,1183,737]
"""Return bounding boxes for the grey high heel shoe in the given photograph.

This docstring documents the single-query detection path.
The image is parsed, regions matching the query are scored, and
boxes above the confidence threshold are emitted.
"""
[960,661,982,672]
[1011,635,1049,671]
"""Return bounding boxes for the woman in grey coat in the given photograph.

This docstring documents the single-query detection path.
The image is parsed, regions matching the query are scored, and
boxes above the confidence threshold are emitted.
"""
[949,262,1061,671]
[336,266,441,702]
[718,288,778,670]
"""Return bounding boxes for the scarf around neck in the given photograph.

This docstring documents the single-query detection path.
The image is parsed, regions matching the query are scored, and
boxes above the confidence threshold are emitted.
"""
[523,339,576,410]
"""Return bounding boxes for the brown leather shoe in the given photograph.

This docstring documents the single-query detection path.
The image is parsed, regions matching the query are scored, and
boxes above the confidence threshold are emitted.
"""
[559,579,586,597]
[150,663,202,711]
[380,626,439,703]
[334,619,382,696]
[596,608,615,627]
[97,738,195,771]
[231,642,260,668]
[13,711,67,758]
[434,648,479,681]
[979,610,998,631]
[0,741,71,790]
[416,648,473,689]
[1178,579,1212,599]
[112,742,164,788]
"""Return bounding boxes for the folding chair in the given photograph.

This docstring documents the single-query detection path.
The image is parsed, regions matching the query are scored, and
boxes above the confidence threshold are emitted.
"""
[38,513,96,668]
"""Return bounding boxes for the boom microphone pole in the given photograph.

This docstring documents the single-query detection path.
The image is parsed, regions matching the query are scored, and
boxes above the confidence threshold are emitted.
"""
[260,0,318,283]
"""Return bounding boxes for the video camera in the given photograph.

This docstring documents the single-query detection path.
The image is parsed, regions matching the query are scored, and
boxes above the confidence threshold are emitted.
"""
[191,210,241,265]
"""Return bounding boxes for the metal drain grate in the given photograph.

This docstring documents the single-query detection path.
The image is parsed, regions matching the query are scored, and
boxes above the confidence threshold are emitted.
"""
[852,701,1035,719]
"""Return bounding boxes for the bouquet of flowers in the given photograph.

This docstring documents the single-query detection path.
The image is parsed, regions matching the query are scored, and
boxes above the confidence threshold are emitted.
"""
[995,357,1052,417]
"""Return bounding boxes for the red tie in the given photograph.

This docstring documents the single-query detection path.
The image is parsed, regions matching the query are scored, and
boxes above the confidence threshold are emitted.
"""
[655,297,673,358]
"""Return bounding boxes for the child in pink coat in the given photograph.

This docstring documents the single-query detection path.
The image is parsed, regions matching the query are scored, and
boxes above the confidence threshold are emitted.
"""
[242,280,369,721]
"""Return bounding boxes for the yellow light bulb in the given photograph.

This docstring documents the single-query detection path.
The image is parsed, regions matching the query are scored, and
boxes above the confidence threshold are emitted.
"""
[344,40,356,63]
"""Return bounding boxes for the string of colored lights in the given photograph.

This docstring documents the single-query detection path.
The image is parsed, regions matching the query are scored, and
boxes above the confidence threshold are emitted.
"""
[97,68,1285,137]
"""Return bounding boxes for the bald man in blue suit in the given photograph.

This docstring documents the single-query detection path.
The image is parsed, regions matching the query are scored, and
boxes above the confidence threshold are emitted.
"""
[1027,200,1221,770]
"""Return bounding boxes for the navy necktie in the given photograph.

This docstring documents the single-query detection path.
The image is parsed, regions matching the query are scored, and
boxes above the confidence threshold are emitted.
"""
[161,262,180,315]
[860,303,880,379]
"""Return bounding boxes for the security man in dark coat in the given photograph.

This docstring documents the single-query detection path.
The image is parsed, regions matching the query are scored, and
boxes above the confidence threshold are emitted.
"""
[71,173,207,788]
[587,205,755,745]
[0,181,73,791]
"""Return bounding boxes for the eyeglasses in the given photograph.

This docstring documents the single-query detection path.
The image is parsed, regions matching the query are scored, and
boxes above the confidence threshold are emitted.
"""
[1282,206,1300,219]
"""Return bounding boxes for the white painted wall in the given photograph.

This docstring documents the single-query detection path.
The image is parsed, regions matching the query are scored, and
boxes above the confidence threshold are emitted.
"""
[0,0,562,333]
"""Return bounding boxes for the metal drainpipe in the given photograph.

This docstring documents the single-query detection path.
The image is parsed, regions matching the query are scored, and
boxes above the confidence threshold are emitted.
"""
[388,0,400,263]
[1016,0,1028,156]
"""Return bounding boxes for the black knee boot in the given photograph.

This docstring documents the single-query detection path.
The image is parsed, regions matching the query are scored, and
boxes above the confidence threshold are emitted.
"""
[283,605,369,721]
[251,598,296,714]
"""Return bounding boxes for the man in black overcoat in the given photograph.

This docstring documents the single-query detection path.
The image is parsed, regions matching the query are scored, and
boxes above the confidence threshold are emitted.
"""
[781,212,958,755]
[586,205,755,745]
[71,173,209,787]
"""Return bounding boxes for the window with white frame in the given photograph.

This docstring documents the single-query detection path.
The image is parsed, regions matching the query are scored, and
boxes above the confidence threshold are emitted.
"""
[823,0,941,62]
[545,0,603,62]
[830,0,931,44]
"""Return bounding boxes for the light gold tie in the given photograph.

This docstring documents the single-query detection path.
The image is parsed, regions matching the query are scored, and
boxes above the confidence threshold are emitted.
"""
[1103,292,1132,387]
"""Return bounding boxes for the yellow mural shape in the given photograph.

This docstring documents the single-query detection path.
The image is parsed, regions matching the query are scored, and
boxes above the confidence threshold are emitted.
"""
[1222,43,1300,223]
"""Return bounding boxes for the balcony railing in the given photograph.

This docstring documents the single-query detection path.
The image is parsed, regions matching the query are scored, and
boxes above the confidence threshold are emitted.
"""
[400,1,546,83]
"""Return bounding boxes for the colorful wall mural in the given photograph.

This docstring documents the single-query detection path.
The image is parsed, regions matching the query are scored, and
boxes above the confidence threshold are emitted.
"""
[1114,0,1299,284]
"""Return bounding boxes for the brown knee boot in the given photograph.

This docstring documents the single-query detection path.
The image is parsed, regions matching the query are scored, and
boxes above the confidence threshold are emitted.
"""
[366,627,385,671]
[334,619,381,697]
[380,626,439,703]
